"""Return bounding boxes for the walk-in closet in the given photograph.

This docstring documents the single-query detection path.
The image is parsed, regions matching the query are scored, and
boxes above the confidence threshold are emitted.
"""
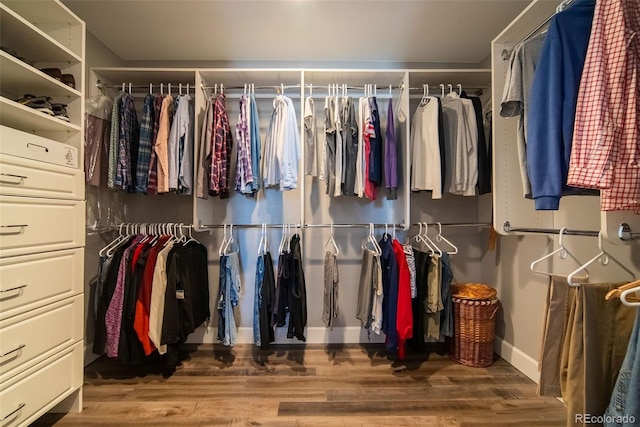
[0,0,638,426]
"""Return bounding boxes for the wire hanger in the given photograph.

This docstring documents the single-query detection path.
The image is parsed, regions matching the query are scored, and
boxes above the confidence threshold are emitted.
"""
[325,224,339,255]
[530,227,583,276]
[567,232,636,287]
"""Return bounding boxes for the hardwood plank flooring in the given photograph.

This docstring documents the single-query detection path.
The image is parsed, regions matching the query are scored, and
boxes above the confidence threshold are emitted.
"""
[33,344,567,426]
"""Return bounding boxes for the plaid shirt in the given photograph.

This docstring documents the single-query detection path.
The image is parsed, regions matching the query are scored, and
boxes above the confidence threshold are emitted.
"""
[209,94,232,198]
[146,95,164,195]
[235,94,254,194]
[568,0,640,212]
[136,94,155,193]
[115,93,139,192]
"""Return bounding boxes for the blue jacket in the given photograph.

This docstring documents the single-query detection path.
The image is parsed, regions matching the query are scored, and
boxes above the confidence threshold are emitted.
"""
[526,0,596,210]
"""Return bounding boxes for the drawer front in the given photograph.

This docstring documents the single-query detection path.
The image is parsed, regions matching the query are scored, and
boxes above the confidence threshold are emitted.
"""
[0,343,82,427]
[0,154,83,200]
[0,295,82,382]
[0,249,83,320]
[0,196,84,257]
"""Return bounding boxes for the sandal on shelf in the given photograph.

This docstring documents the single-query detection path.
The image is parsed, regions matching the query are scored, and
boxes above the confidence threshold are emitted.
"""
[16,94,55,116]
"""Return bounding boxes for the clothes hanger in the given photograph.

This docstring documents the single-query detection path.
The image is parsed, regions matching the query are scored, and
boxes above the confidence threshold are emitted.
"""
[439,84,445,97]
[433,222,458,255]
[278,223,289,255]
[257,223,268,256]
[567,232,636,287]
[106,223,136,257]
[604,278,640,301]
[218,224,229,256]
[530,227,583,277]
[223,224,239,255]
[457,84,462,95]
[408,222,434,252]
[422,222,442,256]
[620,284,640,307]
[99,223,127,257]
[361,223,381,256]
[183,224,199,245]
[325,224,339,255]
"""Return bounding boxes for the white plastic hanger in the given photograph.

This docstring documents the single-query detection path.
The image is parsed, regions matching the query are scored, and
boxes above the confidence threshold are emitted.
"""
[433,222,458,255]
[422,222,442,256]
[278,223,290,255]
[222,224,239,255]
[257,223,268,256]
[325,224,339,255]
[362,223,382,256]
[218,224,229,256]
[620,285,640,307]
[567,232,636,287]
[530,227,582,276]
[408,222,433,252]
[99,223,127,257]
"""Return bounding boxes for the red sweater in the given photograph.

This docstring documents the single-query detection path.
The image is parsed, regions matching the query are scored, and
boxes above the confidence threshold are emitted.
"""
[392,239,413,359]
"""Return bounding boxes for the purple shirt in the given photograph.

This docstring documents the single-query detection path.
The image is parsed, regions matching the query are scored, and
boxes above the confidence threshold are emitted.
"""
[385,98,398,199]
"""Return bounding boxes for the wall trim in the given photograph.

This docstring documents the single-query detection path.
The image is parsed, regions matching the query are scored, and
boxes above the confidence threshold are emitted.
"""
[495,336,539,383]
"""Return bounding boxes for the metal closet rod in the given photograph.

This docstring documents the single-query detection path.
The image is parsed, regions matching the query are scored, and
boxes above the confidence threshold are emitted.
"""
[618,223,640,242]
[200,84,301,91]
[503,221,598,237]
[198,222,490,230]
[97,81,196,91]
[198,223,302,229]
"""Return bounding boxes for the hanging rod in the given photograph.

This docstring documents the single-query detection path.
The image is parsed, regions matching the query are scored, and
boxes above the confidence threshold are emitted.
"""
[96,80,195,91]
[198,222,302,229]
[618,223,640,242]
[304,223,405,229]
[200,84,301,91]
[411,222,492,228]
[304,84,404,91]
[503,221,598,237]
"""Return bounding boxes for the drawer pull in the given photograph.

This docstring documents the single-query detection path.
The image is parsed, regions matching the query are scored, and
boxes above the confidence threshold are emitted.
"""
[0,173,27,184]
[26,142,49,153]
[0,224,28,234]
[1,403,25,421]
[0,344,25,357]
[0,284,27,293]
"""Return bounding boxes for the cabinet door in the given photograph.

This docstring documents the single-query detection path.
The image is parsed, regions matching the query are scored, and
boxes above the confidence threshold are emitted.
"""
[0,154,83,200]
[0,196,84,258]
[0,295,82,382]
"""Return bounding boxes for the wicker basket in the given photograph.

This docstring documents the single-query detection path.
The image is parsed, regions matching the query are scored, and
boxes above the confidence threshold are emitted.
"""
[449,283,499,368]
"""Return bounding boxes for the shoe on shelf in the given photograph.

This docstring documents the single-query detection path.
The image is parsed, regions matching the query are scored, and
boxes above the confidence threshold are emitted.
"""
[51,103,70,122]
[40,67,62,81]
[1,46,35,67]
[61,74,76,89]
[16,94,55,116]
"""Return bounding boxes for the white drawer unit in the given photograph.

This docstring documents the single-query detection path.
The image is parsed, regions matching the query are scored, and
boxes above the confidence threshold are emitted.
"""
[0,342,82,427]
[0,248,83,320]
[0,295,82,382]
[0,153,83,200]
[0,125,79,169]
[0,195,84,258]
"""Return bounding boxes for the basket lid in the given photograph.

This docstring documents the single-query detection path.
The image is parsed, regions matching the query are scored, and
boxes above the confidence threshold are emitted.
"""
[451,283,497,300]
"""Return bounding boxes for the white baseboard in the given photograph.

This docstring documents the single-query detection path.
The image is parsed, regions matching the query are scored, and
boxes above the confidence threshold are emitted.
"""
[494,336,540,383]
[186,326,387,345]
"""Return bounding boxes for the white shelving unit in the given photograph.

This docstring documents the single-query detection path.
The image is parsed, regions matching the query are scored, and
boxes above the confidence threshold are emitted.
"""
[0,1,85,425]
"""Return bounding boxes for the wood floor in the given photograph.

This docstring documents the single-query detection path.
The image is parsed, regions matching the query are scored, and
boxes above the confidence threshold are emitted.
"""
[34,344,567,426]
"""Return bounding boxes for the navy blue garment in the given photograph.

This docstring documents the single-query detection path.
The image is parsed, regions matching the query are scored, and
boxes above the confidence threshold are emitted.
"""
[527,0,597,210]
[439,252,454,338]
[368,97,383,187]
[436,98,446,195]
[379,235,398,354]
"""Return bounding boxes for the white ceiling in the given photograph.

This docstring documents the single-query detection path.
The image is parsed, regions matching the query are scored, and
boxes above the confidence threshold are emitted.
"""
[63,0,530,65]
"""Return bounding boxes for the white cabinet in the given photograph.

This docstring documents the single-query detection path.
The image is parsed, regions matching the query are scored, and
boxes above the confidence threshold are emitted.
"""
[0,0,85,424]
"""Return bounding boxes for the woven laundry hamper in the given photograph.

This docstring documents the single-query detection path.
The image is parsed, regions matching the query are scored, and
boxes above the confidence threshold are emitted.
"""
[449,283,499,368]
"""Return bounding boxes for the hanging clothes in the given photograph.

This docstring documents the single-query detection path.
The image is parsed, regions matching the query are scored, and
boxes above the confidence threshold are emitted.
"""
[272,234,307,341]
[263,95,300,191]
[235,94,255,195]
[323,251,340,329]
[249,94,262,194]
[567,0,640,213]
[210,94,233,198]
[254,251,276,349]
[363,97,377,200]
[107,92,123,189]
[154,94,174,194]
[392,238,413,360]
[500,32,547,198]
[135,94,155,193]
[304,96,317,176]
[145,94,164,195]
[167,94,194,194]
[384,97,398,200]
[526,0,597,210]
[333,94,343,197]
[218,251,242,347]
[323,95,337,197]
[462,92,491,195]
[410,96,442,198]
[379,236,398,352]
[93,233,209,366]
[356,248,377,329]
[341,96,358,196]
[85,94,112,187]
